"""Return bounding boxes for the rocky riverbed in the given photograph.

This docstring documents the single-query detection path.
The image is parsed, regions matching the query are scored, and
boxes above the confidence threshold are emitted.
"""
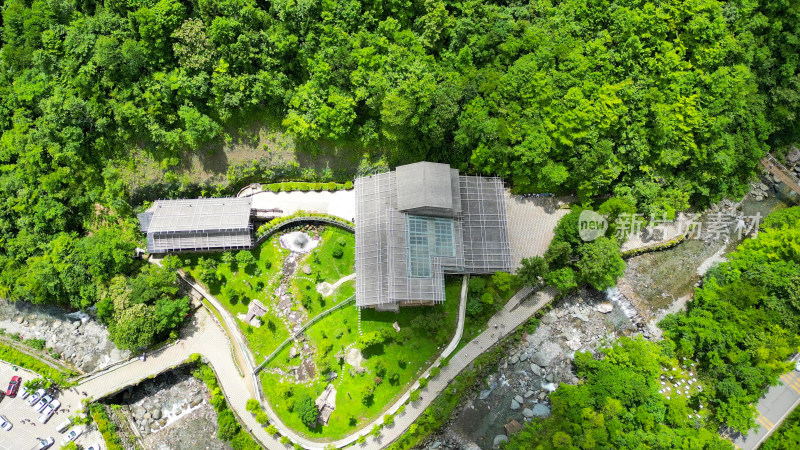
[424,179,795,449]
[106,366,230,449]
[440,288,637,449]
[0,299,129,373]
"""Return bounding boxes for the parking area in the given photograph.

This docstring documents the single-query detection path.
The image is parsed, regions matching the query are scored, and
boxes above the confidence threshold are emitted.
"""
[0,361,102,449]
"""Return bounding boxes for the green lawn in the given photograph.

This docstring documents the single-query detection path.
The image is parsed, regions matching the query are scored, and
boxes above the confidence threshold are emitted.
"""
[290,227,355,317]
[182,227,356,361]
[259,283,461,439]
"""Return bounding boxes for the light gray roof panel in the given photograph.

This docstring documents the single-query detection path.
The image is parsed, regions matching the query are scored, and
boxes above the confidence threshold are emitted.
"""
[395,162,454,214]
[144,198,252,233]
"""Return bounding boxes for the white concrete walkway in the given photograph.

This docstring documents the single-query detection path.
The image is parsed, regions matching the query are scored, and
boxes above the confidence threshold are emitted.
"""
[248,190,356,222]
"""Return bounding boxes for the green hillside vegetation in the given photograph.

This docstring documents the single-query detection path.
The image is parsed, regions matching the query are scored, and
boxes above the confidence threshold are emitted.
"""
[1,0,799,316]
[506,206,800,448]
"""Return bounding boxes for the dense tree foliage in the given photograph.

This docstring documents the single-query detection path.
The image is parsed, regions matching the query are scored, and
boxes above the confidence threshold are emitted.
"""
[522,208,626,295]
[660,206,800,433]
[0,0,797,371]
[504,338,732,450]
[509,207,800,447]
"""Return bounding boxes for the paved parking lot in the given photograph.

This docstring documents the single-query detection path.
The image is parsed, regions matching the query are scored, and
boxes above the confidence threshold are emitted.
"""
[0,361,102,449]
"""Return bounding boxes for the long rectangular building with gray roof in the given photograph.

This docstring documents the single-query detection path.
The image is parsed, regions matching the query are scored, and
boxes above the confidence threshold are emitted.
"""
[355,162,512,311]
[138,197,253,254]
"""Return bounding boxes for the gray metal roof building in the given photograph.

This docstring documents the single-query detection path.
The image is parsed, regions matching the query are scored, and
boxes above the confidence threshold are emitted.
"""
[355,162,512,311]
[138,198,253,254]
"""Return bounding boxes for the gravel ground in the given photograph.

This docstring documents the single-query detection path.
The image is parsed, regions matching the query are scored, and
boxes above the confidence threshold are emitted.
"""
[0,299,129,373]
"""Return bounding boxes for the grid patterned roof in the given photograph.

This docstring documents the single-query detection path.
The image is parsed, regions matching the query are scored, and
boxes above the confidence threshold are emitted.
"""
[142,198,252,233]
[355,163,511,310]
[138,198,254,253]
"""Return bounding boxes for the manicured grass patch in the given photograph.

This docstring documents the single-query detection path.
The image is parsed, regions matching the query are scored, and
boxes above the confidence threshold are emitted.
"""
[182,238,290,360]
[0,342,75,385]
[259,290,460,439]
[290,227,355,317]
[184,226,355,362]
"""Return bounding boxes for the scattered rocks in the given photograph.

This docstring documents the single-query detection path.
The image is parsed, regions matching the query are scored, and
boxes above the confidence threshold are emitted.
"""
[510,399,520,410]
[514,395,523,404]
[0,300,128,372]
[522,408,534,418]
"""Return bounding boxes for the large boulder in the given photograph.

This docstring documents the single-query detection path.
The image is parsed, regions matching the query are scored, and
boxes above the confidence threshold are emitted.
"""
[531,404,551,417]
[530,341,561,368]
[493,435,509,448]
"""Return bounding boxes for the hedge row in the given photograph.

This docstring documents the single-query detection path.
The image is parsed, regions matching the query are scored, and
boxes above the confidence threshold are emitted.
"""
[0,343,74,385]
[255,211,354,241]
[89,404,124,450]
[261,181,353,193]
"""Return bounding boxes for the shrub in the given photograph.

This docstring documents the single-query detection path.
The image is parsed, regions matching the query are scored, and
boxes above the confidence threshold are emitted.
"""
[266,424,278,435]
[384,413,395,426]
[409,389,420,402]
[466,297,483,317]
[360,384,376,405]
[246,399,260,413]
[255,411,269,426]
[336,236,348,247]
[375,360,387,377]
[419,377,429,388]
[332,247,344,258]
[492,271,512,292]
[295,394,319,428]
[388,369,400,385]
[357,435,367,444]
[217,410,240,441]
[24,338,46,350]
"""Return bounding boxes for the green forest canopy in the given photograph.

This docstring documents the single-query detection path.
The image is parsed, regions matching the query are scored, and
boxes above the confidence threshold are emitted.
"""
[0,1,797,320]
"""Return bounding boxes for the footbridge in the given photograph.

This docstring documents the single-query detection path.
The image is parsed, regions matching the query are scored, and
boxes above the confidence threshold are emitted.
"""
[761,153,800,196]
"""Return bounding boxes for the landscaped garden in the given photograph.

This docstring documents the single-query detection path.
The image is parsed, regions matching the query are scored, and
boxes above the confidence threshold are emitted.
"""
[181,224,356,361]
[183,221,521,440]
[258,289,461,439]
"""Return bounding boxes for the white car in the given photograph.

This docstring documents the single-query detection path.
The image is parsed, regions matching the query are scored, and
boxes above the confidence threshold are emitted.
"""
[42,398,60,415]
[20,387,30,399]
[38,399,60,423]
[61,426,82,444]
[0,415,11,431]
[31,437,54,449]
[35,394,52,412]
[86,444,102,450]
[27,388,45,405]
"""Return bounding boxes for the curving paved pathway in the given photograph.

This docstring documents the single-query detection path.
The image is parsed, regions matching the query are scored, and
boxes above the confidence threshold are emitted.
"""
[59,267,549,449]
